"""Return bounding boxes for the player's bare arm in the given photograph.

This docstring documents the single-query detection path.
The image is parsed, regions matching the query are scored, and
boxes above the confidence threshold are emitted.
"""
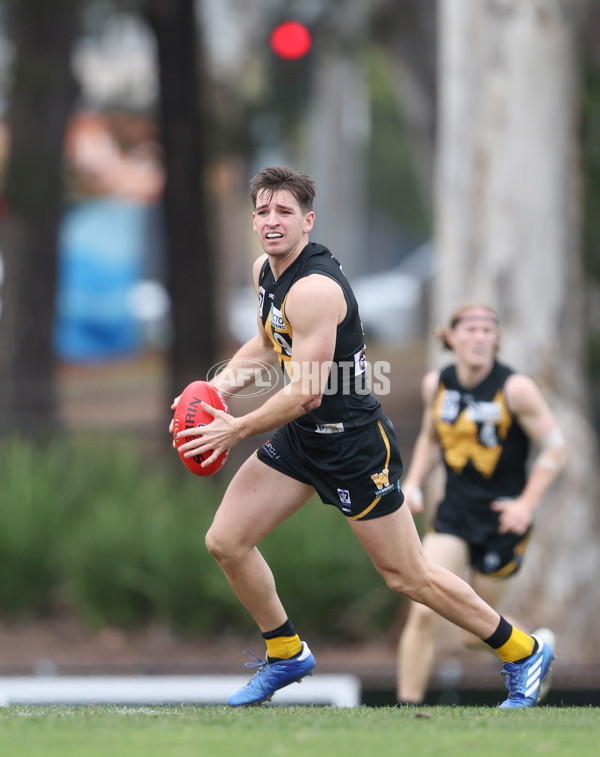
[177,274,346,465]
[207,255,277,397]
[491,373,566,534]
[402,370,443,513]
[169,256,275,437]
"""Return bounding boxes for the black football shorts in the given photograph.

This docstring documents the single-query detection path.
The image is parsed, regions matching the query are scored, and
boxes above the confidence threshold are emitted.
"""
[256,414,404,520]
[432,514,532,578]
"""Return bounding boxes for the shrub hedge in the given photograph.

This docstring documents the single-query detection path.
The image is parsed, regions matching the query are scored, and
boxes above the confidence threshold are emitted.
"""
[0,437,400,640]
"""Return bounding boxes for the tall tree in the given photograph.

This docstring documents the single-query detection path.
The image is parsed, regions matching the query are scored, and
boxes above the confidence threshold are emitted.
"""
[143,0,218,400]
[435,0,600,660]
[0,0,81,433]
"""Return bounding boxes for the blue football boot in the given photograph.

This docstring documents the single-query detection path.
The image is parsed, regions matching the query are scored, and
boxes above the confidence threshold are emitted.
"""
[499,633,555,708]
[227,641,316,706]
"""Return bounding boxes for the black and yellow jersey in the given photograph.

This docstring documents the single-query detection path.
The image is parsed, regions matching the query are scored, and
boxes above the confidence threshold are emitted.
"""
[258,242,381,432]
[433,360,530,540]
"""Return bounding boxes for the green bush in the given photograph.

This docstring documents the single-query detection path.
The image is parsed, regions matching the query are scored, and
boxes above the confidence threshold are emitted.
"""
[0,437,400,639]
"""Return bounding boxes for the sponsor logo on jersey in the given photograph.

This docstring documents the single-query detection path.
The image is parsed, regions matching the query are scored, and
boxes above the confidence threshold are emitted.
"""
[479,422,499,448]
[270,306,286,331]
[440,389,461,422]
[354,346,367,376]
[466,400,502,423]
[315,422,345,434]
[263,440,279,459]
[258,287,265,318]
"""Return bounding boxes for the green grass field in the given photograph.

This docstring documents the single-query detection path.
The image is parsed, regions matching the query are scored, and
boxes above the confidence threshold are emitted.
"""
[0,705,598,757]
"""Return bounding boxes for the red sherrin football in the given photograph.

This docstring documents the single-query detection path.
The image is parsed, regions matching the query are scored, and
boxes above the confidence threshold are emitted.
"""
[172,380,230,476]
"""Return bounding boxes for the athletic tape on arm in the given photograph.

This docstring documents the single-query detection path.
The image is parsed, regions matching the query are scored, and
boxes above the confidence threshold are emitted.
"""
[535,426,567,473]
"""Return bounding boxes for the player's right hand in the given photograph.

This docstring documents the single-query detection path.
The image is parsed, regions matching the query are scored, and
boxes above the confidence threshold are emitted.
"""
[403,484,424,514]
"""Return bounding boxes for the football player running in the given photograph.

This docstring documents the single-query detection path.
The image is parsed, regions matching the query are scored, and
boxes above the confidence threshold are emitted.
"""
[397,304,565,705]
[174,169,557,708]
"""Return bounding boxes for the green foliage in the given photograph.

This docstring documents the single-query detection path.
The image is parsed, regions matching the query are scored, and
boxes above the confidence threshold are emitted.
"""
[0,706,598,757]
[261,502,398,638]
[583,63,600,281]
[0,437,398,639]
[0,440,67,612]
[366,47,432,239]
[582,60,600,428]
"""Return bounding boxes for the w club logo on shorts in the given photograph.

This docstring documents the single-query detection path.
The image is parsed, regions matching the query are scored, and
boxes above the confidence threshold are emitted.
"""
[370,467,389,489]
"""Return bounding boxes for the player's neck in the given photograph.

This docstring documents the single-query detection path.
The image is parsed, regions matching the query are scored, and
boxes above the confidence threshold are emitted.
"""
[455,360,494,389]
[268,237,309,280]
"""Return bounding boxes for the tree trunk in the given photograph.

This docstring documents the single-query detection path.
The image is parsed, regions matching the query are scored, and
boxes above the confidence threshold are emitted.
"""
[0,0,80,434]
[143,0,218,401]
[306,52,370,280]
[435,0,599,661]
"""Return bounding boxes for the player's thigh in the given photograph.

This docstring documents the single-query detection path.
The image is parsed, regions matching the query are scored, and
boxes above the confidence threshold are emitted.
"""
[209,454,315,548]
[347,507,469,593]
[347,502,426,585]
[421,531,470,579]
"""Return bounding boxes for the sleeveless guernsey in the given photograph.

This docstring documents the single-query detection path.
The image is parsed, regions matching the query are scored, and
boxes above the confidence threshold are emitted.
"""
[258,242,381,432]
[433,360,530,541]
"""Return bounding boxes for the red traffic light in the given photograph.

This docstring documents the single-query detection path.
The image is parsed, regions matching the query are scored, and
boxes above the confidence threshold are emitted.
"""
[270,21,312,60]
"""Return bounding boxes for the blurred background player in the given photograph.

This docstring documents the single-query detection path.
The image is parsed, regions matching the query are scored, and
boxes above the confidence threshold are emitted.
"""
[397,303,566,705]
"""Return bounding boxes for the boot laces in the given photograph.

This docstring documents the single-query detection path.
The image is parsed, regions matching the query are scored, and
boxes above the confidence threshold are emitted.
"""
[241,649,268,672]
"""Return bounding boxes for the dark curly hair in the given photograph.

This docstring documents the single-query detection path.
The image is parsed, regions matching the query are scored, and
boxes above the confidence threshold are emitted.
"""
[250,166,316,213]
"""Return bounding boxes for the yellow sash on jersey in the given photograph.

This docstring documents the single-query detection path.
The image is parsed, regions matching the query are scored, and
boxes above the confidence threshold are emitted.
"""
[434,386,512,478]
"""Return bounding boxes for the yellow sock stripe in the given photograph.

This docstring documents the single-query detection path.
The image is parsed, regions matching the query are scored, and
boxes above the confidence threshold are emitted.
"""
[265,634,302,660]
[495,627,535,663]
[348,421,391,521]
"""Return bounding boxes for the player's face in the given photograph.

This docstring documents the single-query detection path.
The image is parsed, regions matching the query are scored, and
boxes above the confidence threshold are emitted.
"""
[447,309,499,368]
[253,189,314,259]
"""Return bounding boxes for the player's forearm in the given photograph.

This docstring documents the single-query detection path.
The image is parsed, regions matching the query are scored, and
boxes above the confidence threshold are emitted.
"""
[235,382,320,439]
[404,433,442,489]
[519,429,566,511]
[401,434,441,510]
[518,454,564,512]
[210,335,277,396]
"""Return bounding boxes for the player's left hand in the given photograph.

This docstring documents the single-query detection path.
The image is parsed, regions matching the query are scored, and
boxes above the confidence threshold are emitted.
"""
[176,402,241,465]
[168,395,181,439]
[491,497,534,535]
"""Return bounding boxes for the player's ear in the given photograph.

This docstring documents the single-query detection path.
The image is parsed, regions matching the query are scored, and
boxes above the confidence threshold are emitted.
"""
[303,211,315,233]
[444,328,456,351]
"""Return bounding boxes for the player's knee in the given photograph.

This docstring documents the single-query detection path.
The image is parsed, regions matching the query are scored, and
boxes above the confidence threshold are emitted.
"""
[205,524,250,565]
[381,570,424,600]
[205,525,230,562]
[380,558,432,601]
